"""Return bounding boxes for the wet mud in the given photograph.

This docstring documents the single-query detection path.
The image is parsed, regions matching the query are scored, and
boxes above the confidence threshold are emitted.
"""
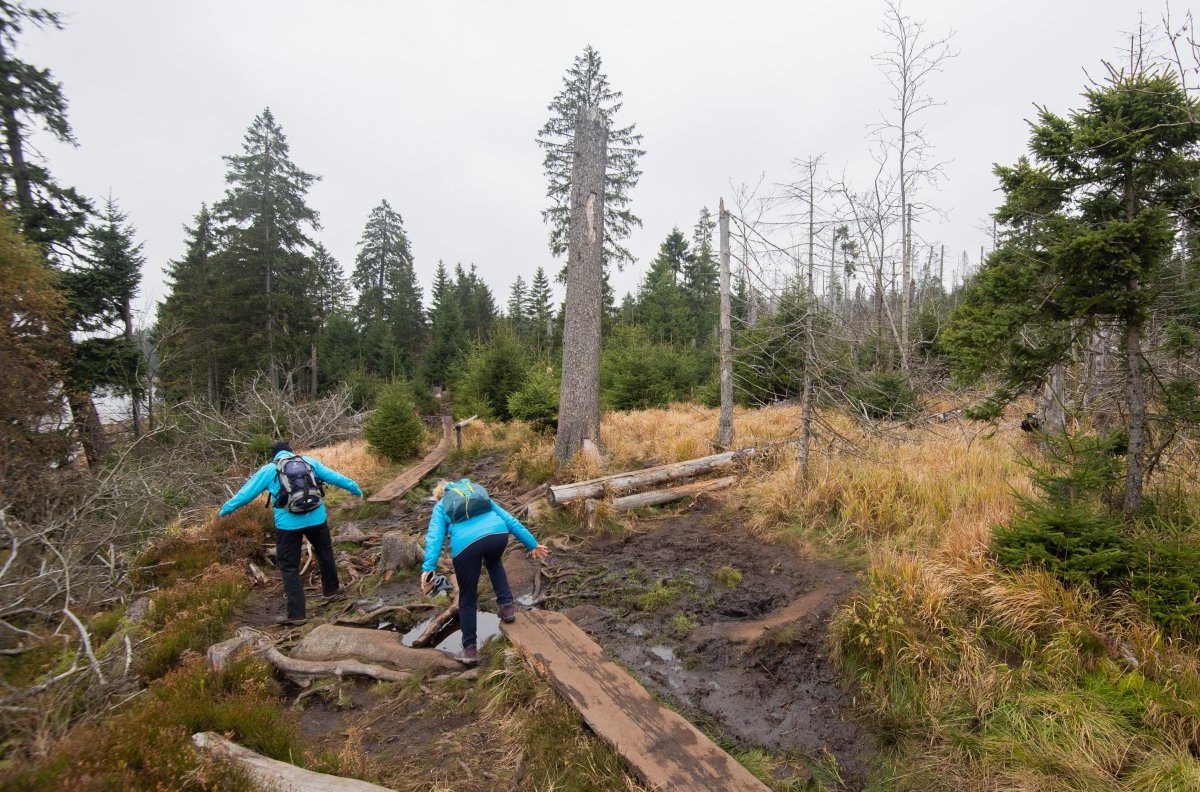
[545,500,876,788]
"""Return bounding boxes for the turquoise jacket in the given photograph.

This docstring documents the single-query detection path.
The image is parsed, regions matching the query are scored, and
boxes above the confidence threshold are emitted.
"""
[219,450,363,530]
[422,495,538,572]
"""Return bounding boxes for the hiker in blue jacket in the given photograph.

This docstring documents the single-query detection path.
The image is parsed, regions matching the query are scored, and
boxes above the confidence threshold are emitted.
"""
[421,478,548,664]
[219,441,364,625]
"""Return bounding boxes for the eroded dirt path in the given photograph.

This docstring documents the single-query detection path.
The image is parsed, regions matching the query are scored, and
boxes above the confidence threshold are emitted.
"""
[545,500,876,787]
[230,454,876,789]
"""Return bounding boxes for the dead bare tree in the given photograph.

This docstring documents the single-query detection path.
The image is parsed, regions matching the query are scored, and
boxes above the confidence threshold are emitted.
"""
[555,105,607,466]
[873,0,955,372]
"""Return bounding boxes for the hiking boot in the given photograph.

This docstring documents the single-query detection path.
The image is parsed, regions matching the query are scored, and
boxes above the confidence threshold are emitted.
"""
[320,586,346,602]
[498,603,516,623]
[274,614,307,626]
[453,645,478,665]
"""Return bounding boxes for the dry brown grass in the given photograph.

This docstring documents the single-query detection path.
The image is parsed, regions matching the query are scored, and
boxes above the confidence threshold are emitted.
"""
[299,437,392,492]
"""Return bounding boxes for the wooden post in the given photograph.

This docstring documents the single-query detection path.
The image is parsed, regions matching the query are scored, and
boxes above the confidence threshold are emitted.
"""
[554,105,607,467]
[799,163,816,480]
[717,198,734,449]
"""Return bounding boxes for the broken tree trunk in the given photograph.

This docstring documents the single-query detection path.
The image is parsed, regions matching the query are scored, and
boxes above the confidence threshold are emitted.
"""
[369,415,454,502]
[238,628,418,684]
[292,624,462,673]
[548,444,774,506]
[192,732,396,792]
[554,104,607,467]
[607,475,737,511]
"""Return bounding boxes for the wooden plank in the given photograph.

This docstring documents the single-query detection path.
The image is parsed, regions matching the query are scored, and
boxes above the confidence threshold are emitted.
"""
[501,610,770,792]
[369,415,453,502]
[192,732,396,791]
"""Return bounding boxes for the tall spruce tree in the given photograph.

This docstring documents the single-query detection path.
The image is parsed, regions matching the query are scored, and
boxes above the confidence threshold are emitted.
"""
[426,260,466,386]
[536,45,644,267]
[67,197,145,435]
[454,263,496,338]
[528,266,554,350]
[213,108,320,389]
[637,228,690,343]
[157,204,220,402]
[683,208,720,346]
[308,243,350,394]
[0,3,89,250]
[507,275,528,333]
[942,64,1200,512]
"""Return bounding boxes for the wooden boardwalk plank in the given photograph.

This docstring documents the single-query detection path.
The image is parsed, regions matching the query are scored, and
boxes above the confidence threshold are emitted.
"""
[501,610,770,792]
[368,415,454,503]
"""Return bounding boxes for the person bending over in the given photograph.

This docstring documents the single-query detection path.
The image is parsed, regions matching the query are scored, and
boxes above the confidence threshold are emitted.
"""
[219,441,363,625]
[421,478,548,664]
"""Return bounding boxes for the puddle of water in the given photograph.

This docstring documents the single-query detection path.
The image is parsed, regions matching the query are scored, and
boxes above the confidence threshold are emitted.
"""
[626,623,647,638]
[648,645,675,662]
[401,611,501,653]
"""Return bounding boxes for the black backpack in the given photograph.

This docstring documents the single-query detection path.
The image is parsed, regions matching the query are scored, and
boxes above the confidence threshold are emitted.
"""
[442,479,492,523]
[274,454,325,514]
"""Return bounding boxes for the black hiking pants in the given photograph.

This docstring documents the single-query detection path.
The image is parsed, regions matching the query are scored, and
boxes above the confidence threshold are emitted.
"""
[276,522,340,619]
[452,533,513,649]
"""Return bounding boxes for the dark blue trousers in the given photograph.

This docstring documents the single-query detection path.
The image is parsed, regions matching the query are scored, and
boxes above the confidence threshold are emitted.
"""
[452,532,513,649]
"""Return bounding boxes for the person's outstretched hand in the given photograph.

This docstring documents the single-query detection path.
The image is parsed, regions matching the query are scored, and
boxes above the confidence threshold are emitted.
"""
[419,571,434,594]
[530,544,550,561]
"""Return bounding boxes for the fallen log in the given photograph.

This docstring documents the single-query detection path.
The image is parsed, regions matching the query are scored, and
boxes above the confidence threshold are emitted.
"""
[292,624,461,673]
[608,475,738,511]
[236,628,417,684]
[548,444,776,505]
[192,732,396,792]
[369,415,454,503]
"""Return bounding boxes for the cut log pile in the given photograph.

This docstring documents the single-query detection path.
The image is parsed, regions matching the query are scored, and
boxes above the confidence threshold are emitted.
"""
[541,442,783,523]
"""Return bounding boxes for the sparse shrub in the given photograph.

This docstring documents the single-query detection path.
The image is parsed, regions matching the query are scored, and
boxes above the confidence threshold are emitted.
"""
[1126,534,1200,636]
[993,501,1129,589]
[131,535,219,588]
[137,568,249,679]
[507,364,559,431]
[993,435,1200,638]
[363,380,426,462]
[848,371,920,420]
[631,580,689,612]
[713,566,743,588]
[668,612,697,640]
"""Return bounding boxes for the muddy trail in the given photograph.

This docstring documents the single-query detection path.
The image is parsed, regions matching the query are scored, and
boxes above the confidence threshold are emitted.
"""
[229,454,876,789]
[541,499,875,787]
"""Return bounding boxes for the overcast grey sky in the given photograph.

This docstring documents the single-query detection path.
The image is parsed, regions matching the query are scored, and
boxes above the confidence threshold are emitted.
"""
[17,0,1159,322]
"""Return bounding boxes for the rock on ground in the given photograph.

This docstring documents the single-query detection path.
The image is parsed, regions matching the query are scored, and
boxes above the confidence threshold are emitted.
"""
[378,531,423,574]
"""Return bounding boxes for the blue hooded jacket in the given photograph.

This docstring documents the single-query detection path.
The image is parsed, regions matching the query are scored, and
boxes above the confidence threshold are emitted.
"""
[219,450,363,530]
[422,483,538,572]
